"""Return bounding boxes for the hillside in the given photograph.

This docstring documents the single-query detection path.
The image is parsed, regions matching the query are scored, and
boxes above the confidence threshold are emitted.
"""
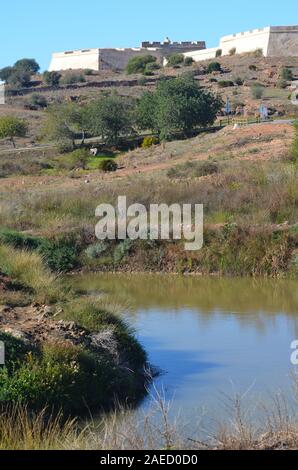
[1,54,298,152]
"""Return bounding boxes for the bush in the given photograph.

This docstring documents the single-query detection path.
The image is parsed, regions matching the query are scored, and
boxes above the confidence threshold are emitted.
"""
[85,242,108,259]
[43,71,61,86]
[126,55,157,75]
[99,159,118,172]
[84,69,94,76]
[229,47,236,56]
[184,57,194,66]
[61,73,86,85]
[207,62,221,73]
[234,77,244,86]
[167,160,219,179]
[114,240,133,264]
[251,84,265,99]
[38,239,78,272]
[141,136,159,148]
[57,149,90,170]
[253,49,263,58]
[166,54,185,67]
[216,49,222,57]
[277,79,288,89]
[27,93,48,109]
[218,80,234,88]
[281,67,293,81]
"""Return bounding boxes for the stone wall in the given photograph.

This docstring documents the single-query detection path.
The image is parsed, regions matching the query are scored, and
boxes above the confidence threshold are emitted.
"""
[49,41,206,72]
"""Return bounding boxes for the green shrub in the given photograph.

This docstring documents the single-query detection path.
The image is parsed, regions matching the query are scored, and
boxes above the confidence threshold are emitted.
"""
[114,240,133,264]
[166,54,185,67]
[27,93,48,109]
[234,77,244,86]
[126,55,157,74]
[57,149,90,170]
[43,71,61,86]
[253,49,263,58]
[206,62,221,73]
[216,49,222,57]
[218,80,234,88]
[38,239,78,272]
[281,67,293,81]
[251,84,265,99]
[84,69,94,76]
[184,57,194,66]
[229,47,236,56]
[85,242,108,259]
[277,79,288,89]
[141,136,159,148]
[99,159,118,172]
[61,73,86,85]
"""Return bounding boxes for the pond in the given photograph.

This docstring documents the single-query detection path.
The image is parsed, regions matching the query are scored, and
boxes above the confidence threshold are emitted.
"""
[71,274,298,430]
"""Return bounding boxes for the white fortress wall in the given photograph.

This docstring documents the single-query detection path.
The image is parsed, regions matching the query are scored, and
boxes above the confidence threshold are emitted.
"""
[49,49,100,71]
[219,27,271,56]
[183,47,218,61]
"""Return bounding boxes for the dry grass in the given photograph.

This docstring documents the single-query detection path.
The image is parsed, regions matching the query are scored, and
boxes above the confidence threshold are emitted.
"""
[2,383,298,450]
[0,244,63,303]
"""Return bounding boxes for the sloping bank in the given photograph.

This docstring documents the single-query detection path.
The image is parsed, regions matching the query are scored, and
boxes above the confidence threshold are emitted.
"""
[0,244,148,415]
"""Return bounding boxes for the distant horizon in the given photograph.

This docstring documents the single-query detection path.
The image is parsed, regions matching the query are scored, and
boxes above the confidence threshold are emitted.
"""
[0,0,297,71]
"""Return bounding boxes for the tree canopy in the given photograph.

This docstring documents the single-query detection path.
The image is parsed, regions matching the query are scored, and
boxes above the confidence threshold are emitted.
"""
[137,75,222,140]
[0,116,28,147]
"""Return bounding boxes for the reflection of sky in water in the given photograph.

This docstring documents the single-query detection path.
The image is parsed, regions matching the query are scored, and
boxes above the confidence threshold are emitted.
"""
[71,274,298,428]
[128,308,296,422]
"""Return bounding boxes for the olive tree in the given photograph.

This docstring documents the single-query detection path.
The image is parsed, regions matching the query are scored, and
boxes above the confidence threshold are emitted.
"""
[137,75,222,140]
[0,116,28,147]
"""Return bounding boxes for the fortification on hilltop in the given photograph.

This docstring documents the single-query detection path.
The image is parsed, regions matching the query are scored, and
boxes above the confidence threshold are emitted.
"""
[48,26,298,72]
[49,39,206,72]
[184,25,298,62]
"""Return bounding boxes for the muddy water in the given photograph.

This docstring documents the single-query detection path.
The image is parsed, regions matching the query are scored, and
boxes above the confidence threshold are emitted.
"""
[72,274,298,428]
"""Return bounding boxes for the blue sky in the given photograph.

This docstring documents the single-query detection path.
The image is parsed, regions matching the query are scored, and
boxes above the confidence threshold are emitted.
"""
[0,0,297,71]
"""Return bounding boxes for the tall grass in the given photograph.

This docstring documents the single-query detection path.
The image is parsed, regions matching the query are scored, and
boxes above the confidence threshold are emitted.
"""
[0,244,63,303]
[0,406,83,450]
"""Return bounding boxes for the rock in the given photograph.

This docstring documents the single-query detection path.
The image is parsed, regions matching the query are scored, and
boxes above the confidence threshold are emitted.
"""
[43,306,54,317]
[3,328,31,345]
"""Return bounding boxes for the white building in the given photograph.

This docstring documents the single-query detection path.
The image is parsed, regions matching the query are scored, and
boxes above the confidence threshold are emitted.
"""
[184,25,298,62]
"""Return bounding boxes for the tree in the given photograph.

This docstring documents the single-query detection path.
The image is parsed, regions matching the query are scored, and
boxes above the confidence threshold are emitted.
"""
[7,69,31,88]
[126,55,157,75]
[0,67,14,83]
[42,103,84,151]
[0,116,28,148]
[137,75,223,140]
[84,94,135,145]
[14,58,40,74]
[43,71,61,86]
